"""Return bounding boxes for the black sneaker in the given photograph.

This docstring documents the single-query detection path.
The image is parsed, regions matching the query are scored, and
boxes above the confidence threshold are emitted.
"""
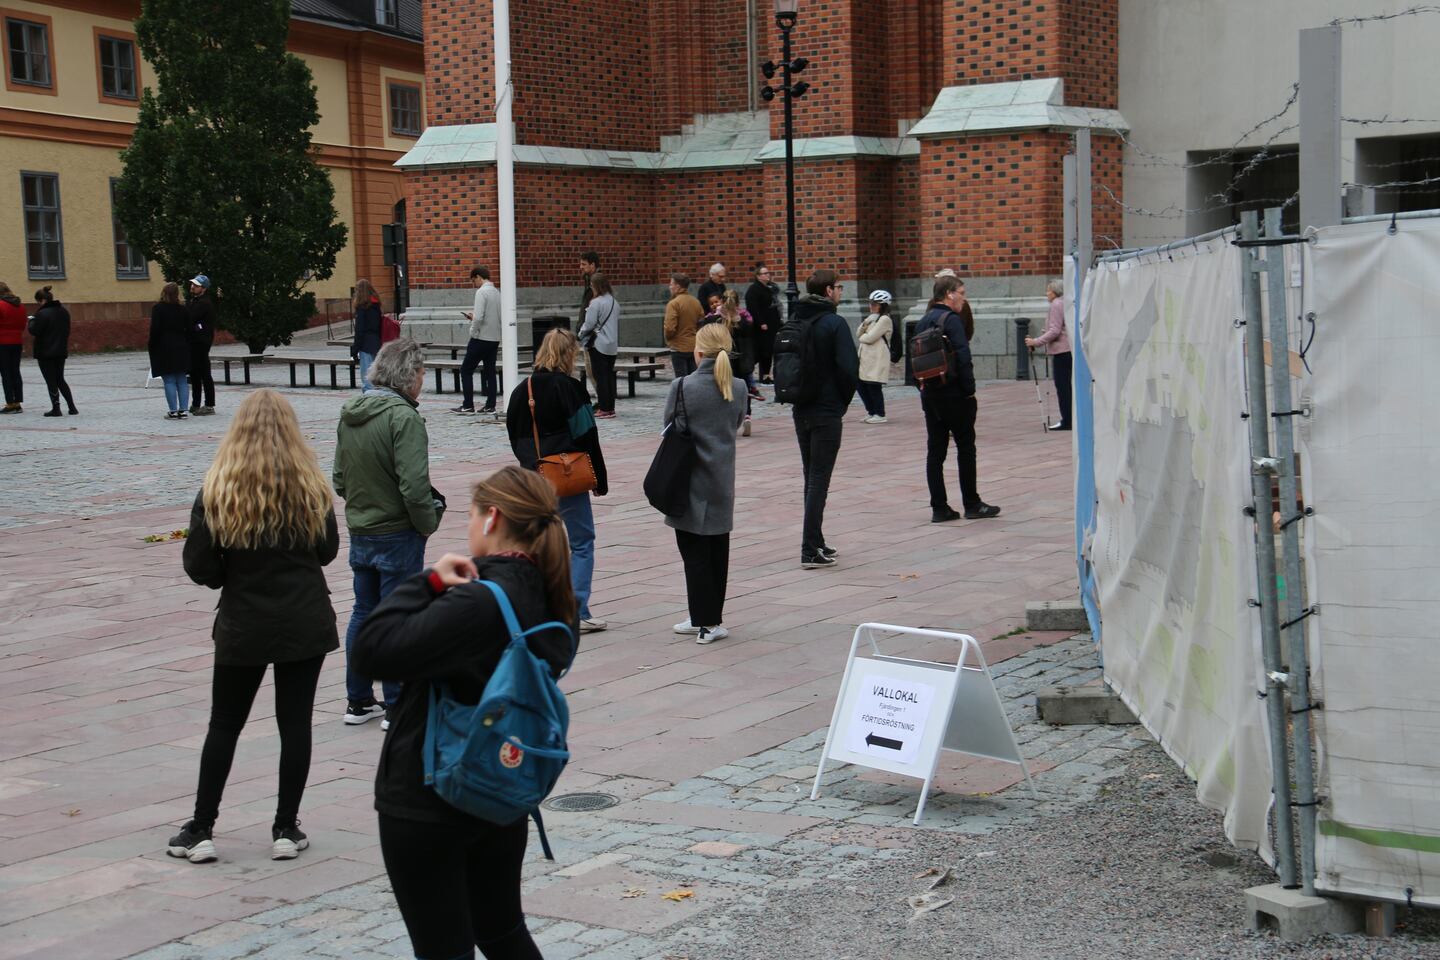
[43,408,62,417]
[819,545,839,559]
[450,405,475,415]
[166,820,216,863]
[931,507,962,523]
[801,552,837,569]
[964,503,1002,520]
[271,822,309,860]
[343,698,381,725]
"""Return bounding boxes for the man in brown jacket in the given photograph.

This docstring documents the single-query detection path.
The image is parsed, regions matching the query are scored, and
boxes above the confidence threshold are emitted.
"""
[664,273,704,376]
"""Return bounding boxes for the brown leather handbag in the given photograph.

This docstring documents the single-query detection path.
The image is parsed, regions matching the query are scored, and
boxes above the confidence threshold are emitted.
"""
[529,378,597,497]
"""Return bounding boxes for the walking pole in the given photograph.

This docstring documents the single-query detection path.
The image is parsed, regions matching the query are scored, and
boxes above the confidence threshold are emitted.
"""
[1028,348,1050,431]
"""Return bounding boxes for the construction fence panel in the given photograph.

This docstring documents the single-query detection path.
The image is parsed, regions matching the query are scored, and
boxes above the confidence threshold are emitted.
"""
[1300,215,1440,906]
[1084,236,1273,857]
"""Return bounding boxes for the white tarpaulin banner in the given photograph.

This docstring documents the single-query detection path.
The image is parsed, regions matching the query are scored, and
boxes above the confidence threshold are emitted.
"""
[1084,237,1272,855]
[1300,216,1440,906]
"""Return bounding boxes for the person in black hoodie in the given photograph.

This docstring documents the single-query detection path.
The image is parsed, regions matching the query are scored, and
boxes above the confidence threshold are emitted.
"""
[915,275,1000,523]
[149,282,193,419]
[791,269,859,569]
[187,274,217,415]
[28,286,75,417]
[352,465,576,960]
[166,389,340,864]
[506,327,610,634]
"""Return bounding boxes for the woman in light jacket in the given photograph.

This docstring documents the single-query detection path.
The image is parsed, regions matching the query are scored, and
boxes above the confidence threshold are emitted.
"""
[667,323,747,644]
[1025,278,1072,431]
[856,289,894,424]
[579,272,619,418]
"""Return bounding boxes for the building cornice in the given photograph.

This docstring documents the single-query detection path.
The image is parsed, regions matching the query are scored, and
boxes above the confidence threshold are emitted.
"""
[907,78,1129,139]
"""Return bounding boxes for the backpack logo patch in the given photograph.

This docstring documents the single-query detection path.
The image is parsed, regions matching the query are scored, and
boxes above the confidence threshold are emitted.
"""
[499,741,525,769]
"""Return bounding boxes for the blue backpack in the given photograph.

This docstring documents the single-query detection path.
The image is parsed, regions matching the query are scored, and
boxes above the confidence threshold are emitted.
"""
[422,579,575,859]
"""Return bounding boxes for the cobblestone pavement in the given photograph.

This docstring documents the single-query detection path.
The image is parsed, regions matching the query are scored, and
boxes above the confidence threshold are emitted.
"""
[128,637,1136,960]
[2,348,1093,959]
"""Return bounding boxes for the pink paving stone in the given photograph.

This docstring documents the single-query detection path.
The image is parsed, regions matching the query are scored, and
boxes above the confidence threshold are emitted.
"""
[523,865,739,934]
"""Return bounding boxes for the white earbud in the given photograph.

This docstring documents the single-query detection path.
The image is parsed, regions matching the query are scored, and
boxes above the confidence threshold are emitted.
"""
[483,516,495,537]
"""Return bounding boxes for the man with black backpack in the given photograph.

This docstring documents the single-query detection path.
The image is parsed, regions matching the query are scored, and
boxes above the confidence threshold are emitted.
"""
[772,269,859,568]
[913,275,1001,523]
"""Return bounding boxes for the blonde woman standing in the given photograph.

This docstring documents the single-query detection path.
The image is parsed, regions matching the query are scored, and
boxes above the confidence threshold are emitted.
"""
[667,323,747,644]
[167,389,340,864]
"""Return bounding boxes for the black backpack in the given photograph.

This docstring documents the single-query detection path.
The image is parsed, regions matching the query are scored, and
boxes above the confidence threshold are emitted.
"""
[884,314,904,364]
[772,315,819,405]
[910,315,954,387]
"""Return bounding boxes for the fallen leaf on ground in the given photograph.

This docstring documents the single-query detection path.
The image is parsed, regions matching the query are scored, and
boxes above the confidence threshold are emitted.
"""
[62,809,81,817]
[914,867,942,879]
[927,866,954,890]
[892,572,921,581]
[661,890,695,902]
[620,887,646,899]
[907,893,954,922]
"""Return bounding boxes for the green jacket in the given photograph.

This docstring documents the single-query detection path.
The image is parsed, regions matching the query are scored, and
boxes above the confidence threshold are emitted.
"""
[333,388,439,537]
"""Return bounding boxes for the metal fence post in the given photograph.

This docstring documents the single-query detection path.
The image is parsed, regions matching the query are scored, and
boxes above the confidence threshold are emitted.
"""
[1262,206,1319,894]
[1240,209,1299,889]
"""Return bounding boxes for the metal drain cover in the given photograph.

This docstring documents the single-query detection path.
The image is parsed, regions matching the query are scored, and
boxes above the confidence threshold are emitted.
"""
[543,792,620,812]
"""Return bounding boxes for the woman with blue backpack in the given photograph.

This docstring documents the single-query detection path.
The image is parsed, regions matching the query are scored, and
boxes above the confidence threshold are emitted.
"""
[354,465,577,960]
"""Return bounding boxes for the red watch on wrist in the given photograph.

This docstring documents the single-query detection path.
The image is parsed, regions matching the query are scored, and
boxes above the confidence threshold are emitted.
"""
[424,569,448,596]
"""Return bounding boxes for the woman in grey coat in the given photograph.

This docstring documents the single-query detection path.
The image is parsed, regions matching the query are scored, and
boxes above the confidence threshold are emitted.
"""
[666,323,747,644]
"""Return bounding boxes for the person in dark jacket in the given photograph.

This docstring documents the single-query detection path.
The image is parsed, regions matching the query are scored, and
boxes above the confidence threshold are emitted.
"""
[577,250,599,324]
[353,465,576,960]
[745,263,783,382]
[915,274,1000,523]
[507,327,609,634]
[28,286,76,417]
[696,262,727,313]
[791,269,859,569]
[166,389,340,864]
[187,274,217,415]
[149,282,193,419]
[0,280,26,413]
[351,278,383,389]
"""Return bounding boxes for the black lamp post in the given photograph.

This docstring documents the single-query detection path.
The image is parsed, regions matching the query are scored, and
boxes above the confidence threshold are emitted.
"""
[761,0,809,318]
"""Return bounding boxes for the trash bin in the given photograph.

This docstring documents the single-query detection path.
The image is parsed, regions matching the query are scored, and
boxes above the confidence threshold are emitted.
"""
[531,314,570,355]
[903,319,919,387]
[1014,318,1032,380]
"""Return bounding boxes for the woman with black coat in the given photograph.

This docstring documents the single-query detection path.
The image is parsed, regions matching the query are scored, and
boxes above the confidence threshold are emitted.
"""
[506,327,610,634]
[353,465,577,960]
[28,286,76,416]
[166,389,339,864]
[149,282,193,419]
[351,278,383,388]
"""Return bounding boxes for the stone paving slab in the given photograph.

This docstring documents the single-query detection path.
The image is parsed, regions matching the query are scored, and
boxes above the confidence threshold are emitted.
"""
[0,350,1080,958]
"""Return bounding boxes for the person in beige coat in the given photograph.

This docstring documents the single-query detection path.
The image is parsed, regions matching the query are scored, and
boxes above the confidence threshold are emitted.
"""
[856,290,894,424]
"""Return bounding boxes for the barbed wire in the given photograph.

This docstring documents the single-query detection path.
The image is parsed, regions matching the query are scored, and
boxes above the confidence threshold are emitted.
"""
[1342,115,1440,126]
[1093,181,1298,221]
[1345,175,1440,191]
[1329,5,1440,27]
[1109,84,1300,172]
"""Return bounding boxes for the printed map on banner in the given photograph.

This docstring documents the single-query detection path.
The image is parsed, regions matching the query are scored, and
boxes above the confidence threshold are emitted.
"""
[1083,238,1272,856]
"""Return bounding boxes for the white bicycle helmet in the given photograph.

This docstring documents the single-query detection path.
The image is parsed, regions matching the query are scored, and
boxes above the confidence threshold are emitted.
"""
[868,290,893,304]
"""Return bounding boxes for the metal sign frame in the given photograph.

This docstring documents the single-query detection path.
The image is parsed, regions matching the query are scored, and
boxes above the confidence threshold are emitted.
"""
[811,622,1036,825]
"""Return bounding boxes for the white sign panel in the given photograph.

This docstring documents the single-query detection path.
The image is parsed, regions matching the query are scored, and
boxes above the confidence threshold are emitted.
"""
[844,673,936,765]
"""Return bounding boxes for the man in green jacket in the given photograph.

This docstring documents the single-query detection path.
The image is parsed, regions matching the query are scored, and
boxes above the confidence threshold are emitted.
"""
[333,338,440,729]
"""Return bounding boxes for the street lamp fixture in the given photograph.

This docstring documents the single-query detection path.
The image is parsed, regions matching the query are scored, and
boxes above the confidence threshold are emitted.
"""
[761,1,808,316]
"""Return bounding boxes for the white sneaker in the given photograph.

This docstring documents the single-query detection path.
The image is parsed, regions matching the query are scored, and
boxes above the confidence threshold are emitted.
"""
[696,625,729,644]
[863,414,877,423]
[869,415,887,424]
[673,619,701,635]
[580,618,608,633]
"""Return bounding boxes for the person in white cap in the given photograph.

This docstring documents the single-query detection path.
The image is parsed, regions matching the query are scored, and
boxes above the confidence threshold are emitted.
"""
[187,274,217,415]
[856,290,894,423]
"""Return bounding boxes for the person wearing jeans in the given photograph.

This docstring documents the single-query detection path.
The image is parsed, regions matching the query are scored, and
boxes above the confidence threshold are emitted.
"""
[351,279,383,390]
[454,265,502,413]
[166,389,340,865]
[148,282,193,419]
[788,269,859,568]
[333,338,440,726]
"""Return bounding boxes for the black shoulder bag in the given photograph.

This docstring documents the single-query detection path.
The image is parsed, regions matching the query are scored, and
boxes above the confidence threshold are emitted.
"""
[643,377,696,517]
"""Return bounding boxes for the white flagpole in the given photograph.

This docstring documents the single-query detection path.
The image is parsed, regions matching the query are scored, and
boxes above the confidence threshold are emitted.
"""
[494,0,518,409]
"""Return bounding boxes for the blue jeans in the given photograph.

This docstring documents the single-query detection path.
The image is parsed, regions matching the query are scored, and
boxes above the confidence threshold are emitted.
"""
[558,493,595,620]
[344,530,426,705]
[162,373,189,413]
[357,351,375,390]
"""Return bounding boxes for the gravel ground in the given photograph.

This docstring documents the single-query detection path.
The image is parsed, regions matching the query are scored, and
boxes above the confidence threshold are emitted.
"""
[698,746,1440,960]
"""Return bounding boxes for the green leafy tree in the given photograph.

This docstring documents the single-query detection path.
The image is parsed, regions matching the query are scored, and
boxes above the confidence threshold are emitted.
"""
[116,0,348,352]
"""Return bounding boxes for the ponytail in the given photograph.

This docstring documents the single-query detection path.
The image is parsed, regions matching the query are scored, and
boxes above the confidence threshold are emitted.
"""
[694,322,735,402]
[33,285,53,304]
[713,349,733,401]
[471,466,578,626]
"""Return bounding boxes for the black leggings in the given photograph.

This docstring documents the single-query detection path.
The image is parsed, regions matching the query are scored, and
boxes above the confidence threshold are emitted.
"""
[192,654,325,828]
[675,529,730,628]
[37,358,74,411]
[379,813,541,960]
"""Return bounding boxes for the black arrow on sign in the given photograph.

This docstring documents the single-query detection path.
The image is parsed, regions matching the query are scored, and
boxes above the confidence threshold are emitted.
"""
[865,732,903,751]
